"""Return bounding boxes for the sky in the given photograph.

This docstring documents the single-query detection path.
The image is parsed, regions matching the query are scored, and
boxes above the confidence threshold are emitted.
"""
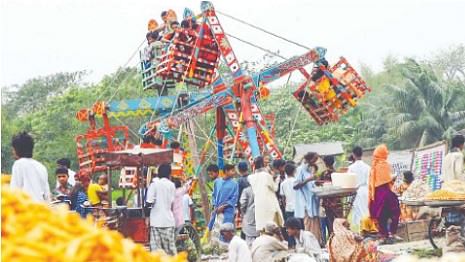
[1,0,465,87]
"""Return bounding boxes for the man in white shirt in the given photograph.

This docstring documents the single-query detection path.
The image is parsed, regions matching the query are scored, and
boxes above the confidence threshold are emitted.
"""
[182,192,194,224]
[220,222,252,262]
[348,146,370,229]
[443,135,465,231]
[348,146,370,187]
[443,135,464,182]
[146,163,177,255]
[280,163,297,220]
[10,132,51,202]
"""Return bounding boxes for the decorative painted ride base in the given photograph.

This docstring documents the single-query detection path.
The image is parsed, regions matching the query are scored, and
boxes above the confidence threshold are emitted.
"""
[118,167,138,189]
[76,126,130,176]
[223,113,276,160]
[294,57,370,125]
[155,23,220,89]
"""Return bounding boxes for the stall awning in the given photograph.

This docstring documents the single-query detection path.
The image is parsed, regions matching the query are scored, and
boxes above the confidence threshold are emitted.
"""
[103,148,173,167]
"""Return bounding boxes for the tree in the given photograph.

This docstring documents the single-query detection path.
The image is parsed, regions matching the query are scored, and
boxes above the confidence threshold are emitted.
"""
[430,44,465,83]
[387,59,465,148]
[2,46,465,180]
[2,71,87,115]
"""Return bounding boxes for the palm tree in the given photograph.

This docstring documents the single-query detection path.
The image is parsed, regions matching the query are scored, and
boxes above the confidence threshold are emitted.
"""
[387,59,465,149]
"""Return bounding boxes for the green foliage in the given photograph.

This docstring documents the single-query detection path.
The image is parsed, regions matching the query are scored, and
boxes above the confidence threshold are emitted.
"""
[386,59,465,148]
[0,69,143,179]
[2,46,465,187]
[3,71,87,115]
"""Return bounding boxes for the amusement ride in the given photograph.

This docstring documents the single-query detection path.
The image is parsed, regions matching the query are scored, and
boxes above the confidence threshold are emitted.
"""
[72,1,371,257]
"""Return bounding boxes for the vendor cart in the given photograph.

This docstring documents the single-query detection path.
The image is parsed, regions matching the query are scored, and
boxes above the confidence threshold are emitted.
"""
[82,147,201,260]
[82,148,172,243]
[424,201,465,249]
[403,199,465,249]
[312,187,357,218]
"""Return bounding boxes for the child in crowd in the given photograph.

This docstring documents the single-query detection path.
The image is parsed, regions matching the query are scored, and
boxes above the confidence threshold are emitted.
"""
[52,167,72,199]
[173,178,189,228]
[147,19,159,32]
[281,163,297,220]
[395,171,414,195]
[281,163,297,247]
[320,155,337,240]
[395,171,415,222]
[87,175,108,207]
[183,189,195,224]
[70,182,90,218]
[163,21,180,41]
[143,31,160,69]
[272,159,287,215]
[98,174,109,192]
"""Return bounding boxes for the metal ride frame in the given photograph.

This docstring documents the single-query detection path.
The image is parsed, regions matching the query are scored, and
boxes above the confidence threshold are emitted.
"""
[77,1,370,173]
[138,1,369,164]
[74,1,371,235]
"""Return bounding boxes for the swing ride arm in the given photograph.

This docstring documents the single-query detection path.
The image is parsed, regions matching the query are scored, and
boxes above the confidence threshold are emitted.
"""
[104,46,328,128]
[252,47,327,86]
[79,1,369,165]
[201,1,282,161]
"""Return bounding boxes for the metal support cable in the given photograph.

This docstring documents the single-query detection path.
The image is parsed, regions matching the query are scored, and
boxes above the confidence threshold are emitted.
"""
[217,10,311,50]
[104,38,147,104]
[282,80,307,157]
[226,33,287,60]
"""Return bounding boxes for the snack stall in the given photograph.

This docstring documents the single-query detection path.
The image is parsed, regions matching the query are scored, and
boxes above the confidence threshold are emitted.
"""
[312,172,358,218]
[401,180,465,248]
[103,147,201,260]
[96,147,173,244]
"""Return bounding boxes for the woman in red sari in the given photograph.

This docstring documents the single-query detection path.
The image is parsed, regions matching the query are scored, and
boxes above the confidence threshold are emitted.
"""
[368,144,401,243]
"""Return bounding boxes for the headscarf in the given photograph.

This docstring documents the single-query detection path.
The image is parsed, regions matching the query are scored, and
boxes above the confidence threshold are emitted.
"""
[368,144,392,201]
[329,219,358,262]
[183,8,196,23]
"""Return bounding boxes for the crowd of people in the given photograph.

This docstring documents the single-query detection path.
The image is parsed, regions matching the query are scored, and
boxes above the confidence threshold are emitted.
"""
[203,151,375,262]
[207,135,465,261]
[8,132,109,217]
[8,129,465,261]
[8,131,195,256]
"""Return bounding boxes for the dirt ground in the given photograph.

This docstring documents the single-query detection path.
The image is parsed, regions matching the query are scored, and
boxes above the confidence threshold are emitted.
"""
[378,239,436,255]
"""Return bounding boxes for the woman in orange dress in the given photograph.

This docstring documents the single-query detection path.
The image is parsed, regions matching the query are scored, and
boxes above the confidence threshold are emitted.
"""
[369,144,401,242]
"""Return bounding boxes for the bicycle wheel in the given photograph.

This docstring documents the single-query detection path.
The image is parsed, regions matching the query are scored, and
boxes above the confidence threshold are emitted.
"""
[428,217,446,249]
[176,223,201,262]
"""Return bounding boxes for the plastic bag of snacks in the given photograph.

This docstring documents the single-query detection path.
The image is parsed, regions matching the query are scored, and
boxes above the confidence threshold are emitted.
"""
[442,180,465,195]
[425,189,465,200]
[1,187,187,262]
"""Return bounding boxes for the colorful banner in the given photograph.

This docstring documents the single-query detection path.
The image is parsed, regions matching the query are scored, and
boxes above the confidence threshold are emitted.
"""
[412,142,447,191]
[389,150,414,187]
